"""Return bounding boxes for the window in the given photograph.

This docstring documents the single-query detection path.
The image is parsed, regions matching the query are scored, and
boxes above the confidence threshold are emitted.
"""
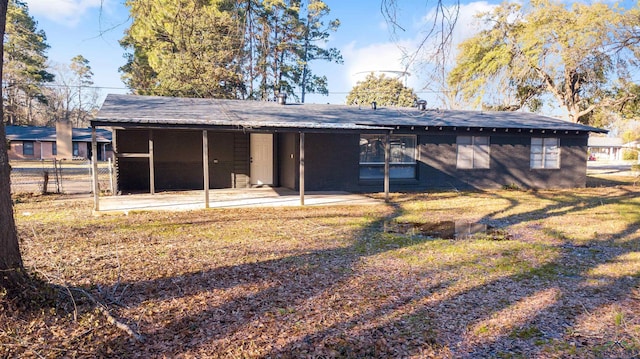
[456,136,490,169]
[360,134,416,179]
[52,142,57,156]
[72,142,79,157]
[531,137,560,169]
[23,141,34,156]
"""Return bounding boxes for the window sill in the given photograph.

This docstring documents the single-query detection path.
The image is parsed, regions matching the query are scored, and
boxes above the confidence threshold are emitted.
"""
[359,178,419,185]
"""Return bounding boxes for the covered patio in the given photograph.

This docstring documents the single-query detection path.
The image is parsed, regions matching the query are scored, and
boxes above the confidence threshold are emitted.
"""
[94,187,383,213]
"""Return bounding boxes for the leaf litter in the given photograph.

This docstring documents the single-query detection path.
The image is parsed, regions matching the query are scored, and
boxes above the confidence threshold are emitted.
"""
[1,186,639,358]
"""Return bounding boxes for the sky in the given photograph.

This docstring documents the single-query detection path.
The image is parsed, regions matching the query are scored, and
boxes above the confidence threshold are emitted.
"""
[23,0,500,106]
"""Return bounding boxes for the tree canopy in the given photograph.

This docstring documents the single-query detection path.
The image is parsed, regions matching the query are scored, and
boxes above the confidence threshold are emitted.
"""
[3,0,53,125]
[120,0,342,101]
[448,0,639,124]
[45,55,99,127]
[120,0,245,98]
[346,73,418,108]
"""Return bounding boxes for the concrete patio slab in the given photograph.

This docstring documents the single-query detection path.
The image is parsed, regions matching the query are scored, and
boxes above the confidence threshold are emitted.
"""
[95,188,383,213]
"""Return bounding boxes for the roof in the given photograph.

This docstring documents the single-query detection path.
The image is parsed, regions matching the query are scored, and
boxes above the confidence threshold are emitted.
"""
[588,136,625,147]
[6,125,112,143]
[93,94,607,134]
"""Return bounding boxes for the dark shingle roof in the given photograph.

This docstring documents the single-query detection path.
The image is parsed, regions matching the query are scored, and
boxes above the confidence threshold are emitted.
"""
[93,94,606,133]
[6,125,112,142]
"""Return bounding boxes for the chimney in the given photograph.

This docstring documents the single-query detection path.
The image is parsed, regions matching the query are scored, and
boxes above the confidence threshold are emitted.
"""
[56,120,73,160]
[417,100,427,111]
[277,93,287,105]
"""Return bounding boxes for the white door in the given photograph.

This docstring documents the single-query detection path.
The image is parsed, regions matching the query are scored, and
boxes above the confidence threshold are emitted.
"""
[250,133,274,186]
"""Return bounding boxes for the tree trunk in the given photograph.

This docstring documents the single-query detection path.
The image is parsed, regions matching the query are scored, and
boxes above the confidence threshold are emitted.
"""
[0,0,24,289]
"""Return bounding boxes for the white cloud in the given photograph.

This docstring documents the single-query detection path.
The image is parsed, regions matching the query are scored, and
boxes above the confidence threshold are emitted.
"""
[25,0,110,26]
[342,40,418,89]
[340,1,497,89]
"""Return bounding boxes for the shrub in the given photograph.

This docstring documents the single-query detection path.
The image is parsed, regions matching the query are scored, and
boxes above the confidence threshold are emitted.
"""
[623,149,638,161]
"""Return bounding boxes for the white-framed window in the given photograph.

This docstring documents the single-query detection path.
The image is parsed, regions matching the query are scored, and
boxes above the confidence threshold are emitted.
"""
[456,136,490,169]
[22,141,34,156]
[531,137,560,169]
[359,134,417,179]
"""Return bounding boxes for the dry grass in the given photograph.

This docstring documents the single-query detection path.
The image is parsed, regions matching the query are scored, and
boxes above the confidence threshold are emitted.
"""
[2,183,639,358]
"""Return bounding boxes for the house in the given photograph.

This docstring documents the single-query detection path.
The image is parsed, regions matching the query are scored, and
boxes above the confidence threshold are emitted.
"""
[587,136,625,161]
[92,94,605,198]
[6,123,113,161]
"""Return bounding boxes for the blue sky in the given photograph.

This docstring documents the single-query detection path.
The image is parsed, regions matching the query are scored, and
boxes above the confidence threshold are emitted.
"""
[23,0,499,105]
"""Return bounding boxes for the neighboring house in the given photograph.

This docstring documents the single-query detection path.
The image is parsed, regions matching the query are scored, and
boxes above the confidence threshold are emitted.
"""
[587,136,625,161]
[6,124,113,161]
[92,94,606,195]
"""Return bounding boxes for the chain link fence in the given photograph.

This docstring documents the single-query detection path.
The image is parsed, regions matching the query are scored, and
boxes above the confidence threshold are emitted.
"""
[10,159,115,195]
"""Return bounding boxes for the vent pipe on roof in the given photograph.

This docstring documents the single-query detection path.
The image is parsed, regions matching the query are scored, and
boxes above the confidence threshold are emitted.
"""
[277,93,287,105]
[417,100,427,111]
[371,101,377,110]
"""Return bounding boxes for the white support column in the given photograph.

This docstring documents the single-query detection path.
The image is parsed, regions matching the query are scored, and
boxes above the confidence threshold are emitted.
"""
[384,132,390,203]
[149,130,155,195]
[299,132,305,206]
[91,126,99,211]
[203,130,210,209]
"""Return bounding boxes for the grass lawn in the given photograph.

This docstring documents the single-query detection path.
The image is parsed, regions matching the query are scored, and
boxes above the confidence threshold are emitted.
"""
[2,178,639,358]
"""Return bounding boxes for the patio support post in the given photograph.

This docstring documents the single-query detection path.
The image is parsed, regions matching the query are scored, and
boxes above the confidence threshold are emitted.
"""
[299,132,305,206]
[203,130,210,209]
[384,132,390,203]
[112,129,119,195]
[149,130,155,195]
[91,125,100,211]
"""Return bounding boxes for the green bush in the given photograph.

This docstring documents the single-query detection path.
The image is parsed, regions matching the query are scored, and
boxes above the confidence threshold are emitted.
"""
[623,149,638,161]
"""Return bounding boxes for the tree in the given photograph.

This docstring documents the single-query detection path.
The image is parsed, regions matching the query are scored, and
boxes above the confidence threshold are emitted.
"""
[346,73,417,107]
[0,0,24,291]
[296,0,342,103]
[121,0,341,102]
[45,56,100,127]
[69,55,97,127]
[3,0,53,125]
[240,0,341,102]
[120,0,245,98]
[448,0,637,124]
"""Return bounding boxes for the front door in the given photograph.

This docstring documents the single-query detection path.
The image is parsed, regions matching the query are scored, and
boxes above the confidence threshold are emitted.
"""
[250,133,274,186]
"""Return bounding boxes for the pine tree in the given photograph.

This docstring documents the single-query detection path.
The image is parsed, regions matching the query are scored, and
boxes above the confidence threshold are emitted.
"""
[121,0,341,102]
[120,0,245,98]
[3,0,53,125]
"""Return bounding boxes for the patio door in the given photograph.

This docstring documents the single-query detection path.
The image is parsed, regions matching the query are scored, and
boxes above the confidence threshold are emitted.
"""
[250,133,274,186]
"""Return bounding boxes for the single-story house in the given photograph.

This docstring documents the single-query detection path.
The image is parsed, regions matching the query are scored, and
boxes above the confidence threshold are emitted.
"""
[91,94,605,202]
[587,136,625,161]
[7,123,113,161]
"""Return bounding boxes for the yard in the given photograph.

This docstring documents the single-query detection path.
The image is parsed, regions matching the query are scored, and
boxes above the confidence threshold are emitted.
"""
[1,176,639,358]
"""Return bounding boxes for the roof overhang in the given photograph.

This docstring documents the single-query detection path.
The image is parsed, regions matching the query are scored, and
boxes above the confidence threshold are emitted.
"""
[92,94,608,135]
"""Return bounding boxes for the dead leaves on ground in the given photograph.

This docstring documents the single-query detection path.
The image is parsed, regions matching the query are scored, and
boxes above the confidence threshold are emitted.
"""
[2,187,640,358]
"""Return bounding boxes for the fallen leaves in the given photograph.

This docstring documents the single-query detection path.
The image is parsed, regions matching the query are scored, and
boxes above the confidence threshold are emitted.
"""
[2,186,639,358]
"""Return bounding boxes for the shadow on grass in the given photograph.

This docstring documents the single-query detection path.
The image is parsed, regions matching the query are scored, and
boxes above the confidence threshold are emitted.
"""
[264,187,640,358]
[586,175,637,188]
[66,186,640,357]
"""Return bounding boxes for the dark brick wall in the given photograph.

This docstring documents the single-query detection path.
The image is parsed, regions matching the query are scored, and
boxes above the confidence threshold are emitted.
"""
[304,133,361,191]
[277,132,298,189]
[116,128,590,193]
[301,130,589,191]
[117,129,250,192]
